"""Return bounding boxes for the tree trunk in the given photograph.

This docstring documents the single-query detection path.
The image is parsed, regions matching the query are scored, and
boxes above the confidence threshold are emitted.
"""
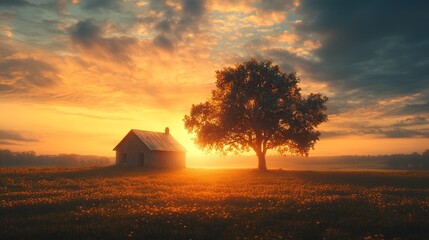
[257,152,267,171]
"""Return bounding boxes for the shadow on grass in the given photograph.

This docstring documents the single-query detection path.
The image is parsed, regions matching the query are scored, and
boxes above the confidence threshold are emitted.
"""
[3,166,429,189]
[285,170,429,188]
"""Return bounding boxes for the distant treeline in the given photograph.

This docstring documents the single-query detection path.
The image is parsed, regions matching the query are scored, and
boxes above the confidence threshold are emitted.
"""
[354,151,429,170]
[0,149,113,167]
[267,150,429,170]
[314,151,429,170]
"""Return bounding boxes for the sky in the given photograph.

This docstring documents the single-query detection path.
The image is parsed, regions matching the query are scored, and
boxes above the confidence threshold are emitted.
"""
[0,0,428,164]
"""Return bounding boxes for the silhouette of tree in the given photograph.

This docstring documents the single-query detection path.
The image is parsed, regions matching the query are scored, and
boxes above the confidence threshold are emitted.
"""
[184,58,328,170]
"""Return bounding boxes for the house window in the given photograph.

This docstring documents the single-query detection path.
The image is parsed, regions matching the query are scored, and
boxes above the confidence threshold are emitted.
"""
[139,153,145,166]
[121,153,127,164]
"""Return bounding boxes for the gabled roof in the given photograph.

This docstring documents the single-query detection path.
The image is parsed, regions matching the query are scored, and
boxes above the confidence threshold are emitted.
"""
[114,129,186,152]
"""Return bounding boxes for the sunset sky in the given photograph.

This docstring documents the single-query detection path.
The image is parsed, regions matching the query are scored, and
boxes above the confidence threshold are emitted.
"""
[0,0,428,164]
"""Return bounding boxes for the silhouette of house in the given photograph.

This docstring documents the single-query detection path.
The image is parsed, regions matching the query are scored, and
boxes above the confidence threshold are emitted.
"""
[113,128,186,168]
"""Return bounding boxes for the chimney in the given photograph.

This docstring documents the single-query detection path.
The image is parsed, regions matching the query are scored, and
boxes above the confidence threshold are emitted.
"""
[165,127,169,134]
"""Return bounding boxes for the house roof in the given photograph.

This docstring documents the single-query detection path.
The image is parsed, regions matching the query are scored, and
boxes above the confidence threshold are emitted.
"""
[114,129,186,152]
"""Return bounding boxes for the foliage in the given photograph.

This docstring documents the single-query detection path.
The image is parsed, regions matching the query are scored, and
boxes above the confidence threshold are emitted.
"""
[184,58,328,169]
[1,167,429,239]
[0,149,112,167]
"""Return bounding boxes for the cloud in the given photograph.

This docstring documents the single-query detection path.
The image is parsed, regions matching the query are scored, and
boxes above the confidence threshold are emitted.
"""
[0,140,21,145]
[386,101,429,116]
[254,0,295,12]
[393,116,429,127]
[0,58,59,93]
[48,108,135,121]
[266,47,310,73]
[68,19,138,63]
[321,116,429,139]
[146,0,208,51]
[0,42,16,58]
[183,0,205,17]
[69,19,101,47]
[383,129,429,138]
[153,34,175,51]
[322,129,429,139]
[0,12,15,20]
[181,0,206,25]
[0,0,31,6]
[295,0,429,100]
[0,130,37,142]
[80,0,119,11]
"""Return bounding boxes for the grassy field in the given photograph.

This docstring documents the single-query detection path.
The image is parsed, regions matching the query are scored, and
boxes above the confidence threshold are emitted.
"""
[1,167,429,239]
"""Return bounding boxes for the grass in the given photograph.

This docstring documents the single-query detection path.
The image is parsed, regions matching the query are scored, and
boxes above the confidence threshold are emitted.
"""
[1,167,429,239]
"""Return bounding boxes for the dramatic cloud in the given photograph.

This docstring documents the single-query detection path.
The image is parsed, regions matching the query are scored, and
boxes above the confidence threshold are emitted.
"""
[69,19,138,63]
[146,0,208,51]
[0,42,16,58]
[322,115,429,139]
[393,116,429,128]
[322,128,429,139]
[0,58,59,93]
[386,101,429,117]
[69,19,101,47]
[153,34,175,52]
[383,129,429,138]
[0,130,37,144]
[0,0,31,6]
[296,0,429,98]
[254,0,295,12]
[80,0,119,11]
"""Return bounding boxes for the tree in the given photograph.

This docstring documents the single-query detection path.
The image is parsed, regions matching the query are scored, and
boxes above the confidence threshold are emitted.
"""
[184,58,328,170]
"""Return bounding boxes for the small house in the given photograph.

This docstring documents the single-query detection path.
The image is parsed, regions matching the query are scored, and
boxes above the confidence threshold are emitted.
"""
[113,128,186,168]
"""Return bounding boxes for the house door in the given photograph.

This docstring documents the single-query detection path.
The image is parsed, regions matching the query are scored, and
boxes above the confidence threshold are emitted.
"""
[139,153,145,166]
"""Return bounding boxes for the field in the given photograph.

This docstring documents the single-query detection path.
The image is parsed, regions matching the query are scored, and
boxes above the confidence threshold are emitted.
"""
[1,168,429,239]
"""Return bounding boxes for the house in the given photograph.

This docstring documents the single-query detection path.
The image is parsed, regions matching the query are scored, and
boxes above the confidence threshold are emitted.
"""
[113,128,186,168]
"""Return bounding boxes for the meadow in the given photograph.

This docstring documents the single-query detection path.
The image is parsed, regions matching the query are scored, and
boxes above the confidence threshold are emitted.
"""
[1,167,429,239]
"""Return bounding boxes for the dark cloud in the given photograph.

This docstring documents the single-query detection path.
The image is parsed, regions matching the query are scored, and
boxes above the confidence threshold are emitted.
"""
[69,19,101,47]
[0,130,37,142]
[183,0,205,16]
[69,19,137,62]
[321,115,429,139]
[267,48,309,73]
[254,0,294,12]
[295,1,429,98]
[0,58,59,93]
[0,140,20,145]
[154,34,175,52]
[383,129,429,138]
[393,116,428,127]
[0,42,16,58]
[322,128,429,139]
[0,84,14,92]
[0,12,15,19]
[147,0,207,51]
[181,0,206,23]
[0,0,31,6]
[386,101,429,116]
[155,20,172,33]
[80,0,119,10]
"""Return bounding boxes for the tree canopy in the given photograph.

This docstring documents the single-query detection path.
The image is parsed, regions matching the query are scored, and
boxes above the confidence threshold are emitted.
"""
[184,58,328,170]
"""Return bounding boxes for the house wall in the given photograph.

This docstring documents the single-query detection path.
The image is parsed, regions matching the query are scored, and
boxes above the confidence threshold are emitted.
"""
[115,132,186,169]
[146,151,186,169]
[115,132,150,167]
